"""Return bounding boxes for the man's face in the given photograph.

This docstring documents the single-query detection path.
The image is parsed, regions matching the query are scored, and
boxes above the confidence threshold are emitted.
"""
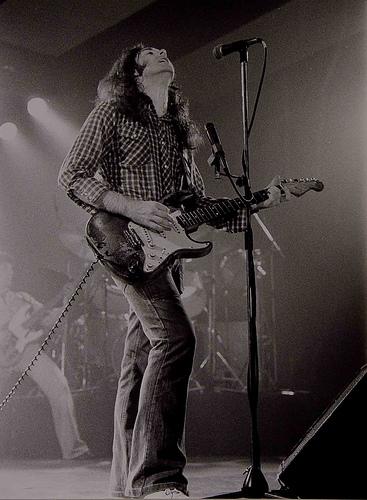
[136,47,175,82]
[0,262,13,292]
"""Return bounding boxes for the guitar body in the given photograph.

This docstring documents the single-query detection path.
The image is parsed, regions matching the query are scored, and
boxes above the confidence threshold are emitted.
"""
[0,304,45,368]
[8,303,32,340]
[0,331,21,368]
[86,210,212,284]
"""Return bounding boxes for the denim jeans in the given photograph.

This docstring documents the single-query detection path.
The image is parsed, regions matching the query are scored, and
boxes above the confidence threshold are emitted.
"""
[110,266,196,497]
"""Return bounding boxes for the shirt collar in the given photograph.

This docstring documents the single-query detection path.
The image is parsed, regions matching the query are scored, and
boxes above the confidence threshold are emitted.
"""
[143,100,173,123]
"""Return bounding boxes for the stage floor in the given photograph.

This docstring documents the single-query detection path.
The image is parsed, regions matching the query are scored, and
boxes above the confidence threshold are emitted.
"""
[0,457,281,499]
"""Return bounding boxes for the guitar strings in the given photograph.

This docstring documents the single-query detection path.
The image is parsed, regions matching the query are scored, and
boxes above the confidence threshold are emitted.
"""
[0,258,100,413]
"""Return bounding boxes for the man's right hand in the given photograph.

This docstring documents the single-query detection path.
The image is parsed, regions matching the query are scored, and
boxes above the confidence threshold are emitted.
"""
[98,191,173,232]
[123,199,174,232]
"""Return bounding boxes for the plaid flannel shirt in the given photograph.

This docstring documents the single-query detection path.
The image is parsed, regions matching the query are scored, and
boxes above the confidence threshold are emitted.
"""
[58,100,247,233]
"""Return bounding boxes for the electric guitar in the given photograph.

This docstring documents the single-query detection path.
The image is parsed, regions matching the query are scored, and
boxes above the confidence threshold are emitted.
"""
[0,313,44,369]
[3,304,45,359]
[85,178,324,284]
[0,283,72,368]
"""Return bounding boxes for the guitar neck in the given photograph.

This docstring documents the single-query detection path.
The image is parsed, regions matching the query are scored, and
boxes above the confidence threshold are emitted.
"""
[176,189,268,229]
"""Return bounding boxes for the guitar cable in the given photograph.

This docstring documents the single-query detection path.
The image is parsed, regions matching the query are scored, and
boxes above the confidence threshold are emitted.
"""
[0,258,100,412]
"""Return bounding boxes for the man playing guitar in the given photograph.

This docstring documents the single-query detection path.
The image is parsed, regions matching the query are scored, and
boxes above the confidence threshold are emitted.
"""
[58,44,320,498]
[0,252,90,460]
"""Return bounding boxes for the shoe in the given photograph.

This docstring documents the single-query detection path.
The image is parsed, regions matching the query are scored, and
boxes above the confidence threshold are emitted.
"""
[144,488,188,499]
[70,450,95,460]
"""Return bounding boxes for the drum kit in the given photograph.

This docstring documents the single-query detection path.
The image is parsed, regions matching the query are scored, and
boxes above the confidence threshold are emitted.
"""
[53,226,277,392]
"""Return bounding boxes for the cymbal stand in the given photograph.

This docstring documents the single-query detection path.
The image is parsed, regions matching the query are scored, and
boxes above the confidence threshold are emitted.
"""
[58,287,85,389]
[252,212,287,390]
[57,272,89,390]
[60,317,67,376]
[87,272,113,385]
[269,250,279,386]
[59,260,73,377]
[189,342,205,393]
[253,249,278,390]
[199,245,246,393]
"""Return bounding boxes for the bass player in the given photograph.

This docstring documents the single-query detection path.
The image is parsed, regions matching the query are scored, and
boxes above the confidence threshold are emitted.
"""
[0,252,91,460]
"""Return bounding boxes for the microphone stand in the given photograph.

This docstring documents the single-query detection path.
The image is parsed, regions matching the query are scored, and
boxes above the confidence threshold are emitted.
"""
[239,44,269,498]
[206,45,269,500]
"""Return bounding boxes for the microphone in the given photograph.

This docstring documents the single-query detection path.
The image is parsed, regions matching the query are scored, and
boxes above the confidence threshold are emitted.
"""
[205,122,224,179]
[204,122,224,157]
[213,38,262,59]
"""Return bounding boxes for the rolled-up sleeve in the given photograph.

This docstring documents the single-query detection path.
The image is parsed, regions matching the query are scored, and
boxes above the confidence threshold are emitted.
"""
[58,101,115,211]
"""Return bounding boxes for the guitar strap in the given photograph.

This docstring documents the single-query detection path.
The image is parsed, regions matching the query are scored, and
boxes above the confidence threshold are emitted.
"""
[0,258,100,412]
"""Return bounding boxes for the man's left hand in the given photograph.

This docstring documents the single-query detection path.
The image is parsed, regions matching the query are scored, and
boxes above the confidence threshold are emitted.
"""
[258,175,291,209]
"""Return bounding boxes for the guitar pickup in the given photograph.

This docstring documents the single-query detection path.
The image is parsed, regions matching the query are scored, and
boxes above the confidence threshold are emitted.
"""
[125,228,143,249]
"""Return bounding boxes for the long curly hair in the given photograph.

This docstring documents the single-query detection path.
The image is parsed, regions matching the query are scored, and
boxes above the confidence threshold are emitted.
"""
[97,43,201,150]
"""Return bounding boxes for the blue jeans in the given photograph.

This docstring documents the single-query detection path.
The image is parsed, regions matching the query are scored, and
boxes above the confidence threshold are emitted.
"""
[110,267,196,497]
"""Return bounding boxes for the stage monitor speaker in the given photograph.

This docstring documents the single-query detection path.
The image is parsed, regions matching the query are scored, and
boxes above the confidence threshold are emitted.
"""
[277,365,367,498]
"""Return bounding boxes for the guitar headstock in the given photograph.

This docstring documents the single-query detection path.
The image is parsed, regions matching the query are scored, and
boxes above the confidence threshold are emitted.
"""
[281,177,324,198]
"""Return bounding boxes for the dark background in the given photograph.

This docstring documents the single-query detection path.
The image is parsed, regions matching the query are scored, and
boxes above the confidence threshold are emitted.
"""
[0,0,366,458]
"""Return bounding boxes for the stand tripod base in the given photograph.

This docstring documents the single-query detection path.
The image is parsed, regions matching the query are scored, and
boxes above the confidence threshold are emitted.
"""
[205,466,270,499]
[242,465,269,498]
[205,489,295,499]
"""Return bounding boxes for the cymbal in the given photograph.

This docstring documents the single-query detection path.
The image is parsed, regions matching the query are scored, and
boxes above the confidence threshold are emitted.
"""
[59,231,95,261]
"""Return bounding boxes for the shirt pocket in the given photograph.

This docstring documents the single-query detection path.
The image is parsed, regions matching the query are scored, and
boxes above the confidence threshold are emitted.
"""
[118,124,151,166]
[116,126,154,199]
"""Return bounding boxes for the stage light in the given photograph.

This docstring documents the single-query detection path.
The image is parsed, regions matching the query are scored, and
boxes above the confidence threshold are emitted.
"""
[0,122,18,141]
[25,96,79,152]
[27,97,49,118]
